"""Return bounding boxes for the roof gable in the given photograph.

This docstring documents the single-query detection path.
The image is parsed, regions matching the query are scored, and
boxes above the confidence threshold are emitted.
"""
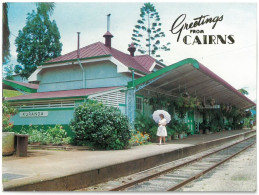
[45,42,110,64]
[44,42,162,74]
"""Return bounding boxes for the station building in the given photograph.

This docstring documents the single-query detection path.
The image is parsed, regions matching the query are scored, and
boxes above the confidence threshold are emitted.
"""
[6,30,256,134]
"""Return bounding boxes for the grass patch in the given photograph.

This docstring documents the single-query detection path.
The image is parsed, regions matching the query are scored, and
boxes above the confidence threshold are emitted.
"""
[3,89,24,98]
[2,178,9,182]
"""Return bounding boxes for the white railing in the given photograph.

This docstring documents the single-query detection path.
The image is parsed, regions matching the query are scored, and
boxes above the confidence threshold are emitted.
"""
[13,100,75,109]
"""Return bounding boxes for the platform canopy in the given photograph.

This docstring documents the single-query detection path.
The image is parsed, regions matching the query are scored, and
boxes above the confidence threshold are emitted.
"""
[128,58,255,109]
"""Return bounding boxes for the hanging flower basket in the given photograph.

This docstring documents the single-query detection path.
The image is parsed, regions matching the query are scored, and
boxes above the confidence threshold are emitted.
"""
[195,98,201,106]
[210,98,216,106]
[182,91,190,98]
[226,105,229,112]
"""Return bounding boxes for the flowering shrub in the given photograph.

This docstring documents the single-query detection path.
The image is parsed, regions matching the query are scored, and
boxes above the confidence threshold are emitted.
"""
[129,131,150,146]
[2,102,17,132]
[21,125,71,145]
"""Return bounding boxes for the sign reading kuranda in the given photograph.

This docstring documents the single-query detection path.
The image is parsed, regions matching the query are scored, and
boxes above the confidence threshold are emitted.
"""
[19,111,48,118]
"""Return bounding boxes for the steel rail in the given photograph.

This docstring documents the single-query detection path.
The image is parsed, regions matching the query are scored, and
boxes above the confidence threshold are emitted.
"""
[167,141,255,191]
[110,135,256,191]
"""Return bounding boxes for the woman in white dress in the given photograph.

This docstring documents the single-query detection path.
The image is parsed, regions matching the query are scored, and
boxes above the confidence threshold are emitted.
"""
[157,114,167,145]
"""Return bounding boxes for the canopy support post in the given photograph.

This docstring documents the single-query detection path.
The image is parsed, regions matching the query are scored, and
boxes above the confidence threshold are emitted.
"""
[126,88,136,130]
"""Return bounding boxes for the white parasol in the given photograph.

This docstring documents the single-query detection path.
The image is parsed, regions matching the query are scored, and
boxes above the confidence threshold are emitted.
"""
[152,110,171,124]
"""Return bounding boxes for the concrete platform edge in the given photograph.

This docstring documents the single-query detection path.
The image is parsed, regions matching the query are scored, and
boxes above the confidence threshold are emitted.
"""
[3,130,256,191]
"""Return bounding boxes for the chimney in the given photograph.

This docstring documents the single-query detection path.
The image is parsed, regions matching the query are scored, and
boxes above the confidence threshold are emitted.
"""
[128,42,136,57]
[77,32,80,58]
[103,14,113,48]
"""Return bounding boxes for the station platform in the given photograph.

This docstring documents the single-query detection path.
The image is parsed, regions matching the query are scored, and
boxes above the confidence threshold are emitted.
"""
[2,128,256,191]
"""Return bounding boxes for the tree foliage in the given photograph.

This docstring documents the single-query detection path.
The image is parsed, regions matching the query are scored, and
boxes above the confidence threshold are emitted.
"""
[131,3,170,61]
[35,2,56,16]
[3,65,14,80]
[15,5,62,78]
[238,88,249,95]
[2,2,55,65]
[14,64,23,74]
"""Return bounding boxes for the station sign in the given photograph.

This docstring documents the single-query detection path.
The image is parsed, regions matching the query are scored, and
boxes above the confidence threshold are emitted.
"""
[19,111,48,118]
[198,105,220,109]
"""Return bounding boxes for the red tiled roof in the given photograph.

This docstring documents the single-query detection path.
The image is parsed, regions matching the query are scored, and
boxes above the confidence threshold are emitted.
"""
[45,42,157,74]
[6,86,120,101]
[109,45,150,73]
[45,42,110,63]
[5,80,39,89]
[133,55,156,71]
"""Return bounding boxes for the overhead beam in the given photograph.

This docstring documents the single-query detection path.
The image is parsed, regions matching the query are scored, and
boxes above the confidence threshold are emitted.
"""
[153,70,197,89]
[193,82,222,94]
[179,79,215,93]
[143,86,178,98]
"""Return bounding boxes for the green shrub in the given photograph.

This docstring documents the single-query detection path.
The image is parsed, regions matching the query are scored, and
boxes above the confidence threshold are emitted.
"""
[178,123,190,134]
[167,126,174,137]
[20,125,71,145]
[149,126,158,141]
[29,129,44,143]
[168,118,181,134]
[70,100,131,150]
[134,113,156,133]
[20,126,44,144]
[46,125,71,145]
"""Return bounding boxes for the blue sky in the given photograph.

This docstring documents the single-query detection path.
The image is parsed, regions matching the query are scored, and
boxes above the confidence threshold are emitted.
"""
[6,2,257,101]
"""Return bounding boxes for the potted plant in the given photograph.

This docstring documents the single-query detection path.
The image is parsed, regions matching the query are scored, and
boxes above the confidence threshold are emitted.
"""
[199,122,204,134]
[168,119,179,140]
[182,123,189,138]
[173,125,180,140]
[202,121,210,134]
[195,97,201,107]
[178,124,184,139]
[179,131,184,139]
[2,102,18,156]
[183,130,187,138]
[166,127,174,141]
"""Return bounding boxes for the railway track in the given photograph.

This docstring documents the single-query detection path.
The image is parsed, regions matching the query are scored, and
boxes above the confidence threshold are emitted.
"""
[79,135,256,192]
[109,136,256,192]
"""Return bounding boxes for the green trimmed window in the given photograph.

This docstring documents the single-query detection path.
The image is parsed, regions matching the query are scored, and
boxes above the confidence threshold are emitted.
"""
[136,96,143,114]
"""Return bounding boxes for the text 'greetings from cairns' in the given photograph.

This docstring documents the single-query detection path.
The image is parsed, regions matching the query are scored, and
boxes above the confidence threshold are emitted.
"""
[170,14,235,45]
